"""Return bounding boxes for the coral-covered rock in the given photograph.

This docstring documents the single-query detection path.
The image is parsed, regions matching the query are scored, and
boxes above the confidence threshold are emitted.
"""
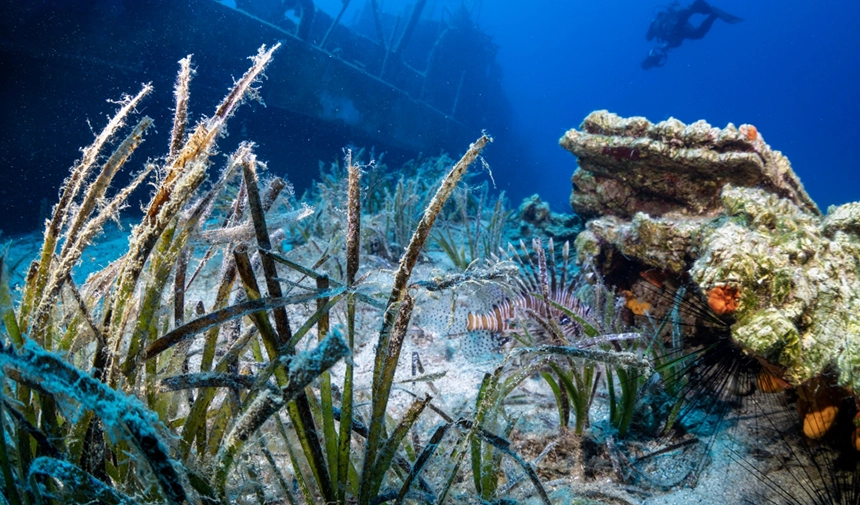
[574,212,706,274]
[560,110,819,219]
[515,194,583,243]
[564,111,860,393]
[690,185,860,389]
[822,201,860,237]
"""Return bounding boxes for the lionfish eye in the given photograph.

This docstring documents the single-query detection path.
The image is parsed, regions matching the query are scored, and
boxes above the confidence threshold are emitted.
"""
[559,315,572,325]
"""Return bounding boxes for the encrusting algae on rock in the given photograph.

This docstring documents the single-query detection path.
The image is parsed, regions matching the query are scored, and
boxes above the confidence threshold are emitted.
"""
[561,110,860,437]
[690,185,860,393]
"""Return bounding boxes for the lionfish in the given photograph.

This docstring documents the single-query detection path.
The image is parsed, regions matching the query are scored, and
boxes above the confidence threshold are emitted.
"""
[465,238,594,342]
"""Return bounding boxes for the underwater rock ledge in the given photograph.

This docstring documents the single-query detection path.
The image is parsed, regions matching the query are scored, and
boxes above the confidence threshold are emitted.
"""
[561,109,820,219]
[563,110,860,394]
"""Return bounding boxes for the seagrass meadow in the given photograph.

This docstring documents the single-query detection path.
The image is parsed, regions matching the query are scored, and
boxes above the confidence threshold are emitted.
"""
[1,44,858,505]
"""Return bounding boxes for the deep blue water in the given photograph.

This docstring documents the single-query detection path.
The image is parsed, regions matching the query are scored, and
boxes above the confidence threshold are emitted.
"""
[1,0,858,236]
[306,0,860,213]
[470,0,860,212]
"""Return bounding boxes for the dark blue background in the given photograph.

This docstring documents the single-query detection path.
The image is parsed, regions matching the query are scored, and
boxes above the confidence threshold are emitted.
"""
[3,0,857,237]
[466,0,860,212]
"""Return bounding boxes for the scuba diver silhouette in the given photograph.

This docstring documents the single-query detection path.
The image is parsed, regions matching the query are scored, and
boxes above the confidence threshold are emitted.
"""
[641,0,743,69]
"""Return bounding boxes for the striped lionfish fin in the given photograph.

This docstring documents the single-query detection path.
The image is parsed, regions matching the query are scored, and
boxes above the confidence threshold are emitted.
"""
[465,240,595,339]
[466,299,516,332]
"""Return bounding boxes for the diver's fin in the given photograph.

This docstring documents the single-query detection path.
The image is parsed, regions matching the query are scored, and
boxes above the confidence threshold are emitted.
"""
[711,6,743,24]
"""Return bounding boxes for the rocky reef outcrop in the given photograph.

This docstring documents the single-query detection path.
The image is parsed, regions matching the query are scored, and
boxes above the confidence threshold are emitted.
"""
[561,110,819,219]
[561,110,860,394]
[514,194,582,243]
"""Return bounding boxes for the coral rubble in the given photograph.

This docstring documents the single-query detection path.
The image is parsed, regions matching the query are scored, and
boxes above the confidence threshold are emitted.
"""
[563,110,860,393]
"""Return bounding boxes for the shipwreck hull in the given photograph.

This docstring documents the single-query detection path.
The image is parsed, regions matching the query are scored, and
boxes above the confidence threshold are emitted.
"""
[0,0,481,234]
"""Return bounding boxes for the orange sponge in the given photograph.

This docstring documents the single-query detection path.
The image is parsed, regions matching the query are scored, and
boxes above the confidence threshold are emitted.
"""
[707,285,740,315]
